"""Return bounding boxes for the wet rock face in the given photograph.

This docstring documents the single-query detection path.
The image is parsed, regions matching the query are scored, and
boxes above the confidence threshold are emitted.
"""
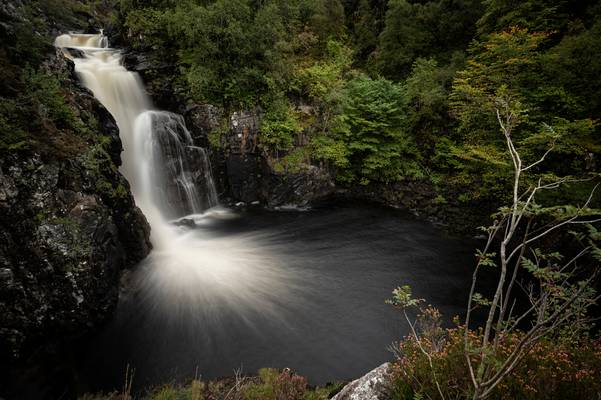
[227,109,263,203]
[121,51,181,111]
[184,103,222,148]
[332,363,394,400]
[0,52,151,365]
[0,150,151,364]
[261,165,335,208]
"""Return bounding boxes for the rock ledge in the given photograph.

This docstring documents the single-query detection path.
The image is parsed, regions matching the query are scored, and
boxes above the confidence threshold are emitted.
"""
[332,363,394,400]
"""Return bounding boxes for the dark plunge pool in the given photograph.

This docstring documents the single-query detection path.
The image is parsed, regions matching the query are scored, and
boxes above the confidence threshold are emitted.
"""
[75,202,477,394]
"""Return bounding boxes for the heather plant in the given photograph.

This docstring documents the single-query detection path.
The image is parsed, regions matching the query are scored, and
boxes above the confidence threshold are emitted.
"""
[80,368,340,400]
[389,325,601,400]
[389,95,601,400]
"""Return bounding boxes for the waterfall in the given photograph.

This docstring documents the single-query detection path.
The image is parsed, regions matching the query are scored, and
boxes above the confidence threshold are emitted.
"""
[55,33,305,384]
[55,32,108,48]
[54,33,218,248]
[134,111,219,218]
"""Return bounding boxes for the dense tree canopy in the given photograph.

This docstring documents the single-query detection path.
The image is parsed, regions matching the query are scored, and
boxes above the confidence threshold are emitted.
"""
[376,0,483,80]
[114,0,601,200]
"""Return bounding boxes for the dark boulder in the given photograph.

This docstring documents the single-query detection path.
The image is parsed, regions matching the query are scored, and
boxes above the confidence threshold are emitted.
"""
[121,50,181,111]
[260,165,335,208]
[0,31,151,400]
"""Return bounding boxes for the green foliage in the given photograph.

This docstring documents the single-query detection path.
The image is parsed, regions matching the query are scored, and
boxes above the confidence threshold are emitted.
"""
[403,57,460,162]
[309,0,346,41]
[294,40,353,100]
[208,118,230,148]
[377,0,483,80]
[122,7,169,48]
[452,27,597,148]
[118,0,601,208]
[451,28,550,140]
[544,19,601,118]
[345,0,387,67]
[0,68,90,153]
[79,144,130,201]
[326,75,422,184]
[477,0,598,34]
[260,98,302,153]
[271,148,311,174]
[122,0,347,108]
[386,285,424,309]
[23,68,80,130]
[177,0,263,106]
[82,370,340,400]
[0,101,29,151]
[449,27,600,203]
[475,249,497,267]
[311,135,350,169]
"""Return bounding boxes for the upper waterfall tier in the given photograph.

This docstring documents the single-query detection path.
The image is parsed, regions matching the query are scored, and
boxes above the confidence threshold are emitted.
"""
[54,32,108,49]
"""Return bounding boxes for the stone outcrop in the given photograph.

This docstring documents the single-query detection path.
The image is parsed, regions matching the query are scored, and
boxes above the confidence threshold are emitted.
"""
[260,165,335,208]
[184,103,222,148]
[0,151,151,362]
[121,50,182,112]
[338,179,494,234]
[0,61,152,359]
[226,109,263,202]
[180,105,335,207]
[224,109,335,207]
[332,363,394,400]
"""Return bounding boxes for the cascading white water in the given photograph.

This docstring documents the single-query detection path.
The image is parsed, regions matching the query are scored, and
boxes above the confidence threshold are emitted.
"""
[54,32,297,332]
[54,32,218,249]
[55,32,108,49]
[53,33,477,391]
[135,111,219,218]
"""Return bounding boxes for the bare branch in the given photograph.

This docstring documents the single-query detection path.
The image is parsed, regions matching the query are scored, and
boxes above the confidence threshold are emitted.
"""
[403,310,447,400]
[521,137,556,172]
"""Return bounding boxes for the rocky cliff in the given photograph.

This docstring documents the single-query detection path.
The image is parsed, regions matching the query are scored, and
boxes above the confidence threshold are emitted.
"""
[223,108,335,207]
[0,2,151,397]
[0,85,151,362]
[123,47,336,208]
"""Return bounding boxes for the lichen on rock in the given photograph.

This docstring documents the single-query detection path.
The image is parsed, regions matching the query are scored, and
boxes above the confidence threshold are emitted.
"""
[332,363,394,400]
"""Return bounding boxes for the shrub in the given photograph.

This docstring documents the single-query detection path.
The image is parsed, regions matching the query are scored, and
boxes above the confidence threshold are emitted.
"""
[391,326,601,400]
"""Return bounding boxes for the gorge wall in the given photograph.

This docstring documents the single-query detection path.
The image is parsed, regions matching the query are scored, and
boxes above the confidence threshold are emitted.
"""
[124,50,489,229]
[122,49,337,209]
[0,2,151,397]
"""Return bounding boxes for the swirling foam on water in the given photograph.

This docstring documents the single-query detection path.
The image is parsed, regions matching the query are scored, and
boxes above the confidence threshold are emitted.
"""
[132,209,302,326]
[54,33,299,332]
